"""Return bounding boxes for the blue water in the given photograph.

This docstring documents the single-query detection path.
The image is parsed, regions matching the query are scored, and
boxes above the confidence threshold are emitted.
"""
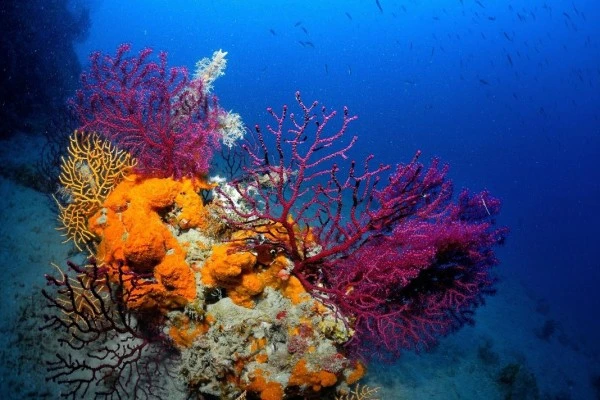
[2,0,599,397]
[77,0,599,339]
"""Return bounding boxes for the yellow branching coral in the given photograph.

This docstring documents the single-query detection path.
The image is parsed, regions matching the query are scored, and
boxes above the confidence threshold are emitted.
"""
[56,130,136,249]
[335,383,380,400]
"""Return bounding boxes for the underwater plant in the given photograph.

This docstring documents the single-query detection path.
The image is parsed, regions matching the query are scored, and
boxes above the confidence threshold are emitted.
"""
[42,44,506,399]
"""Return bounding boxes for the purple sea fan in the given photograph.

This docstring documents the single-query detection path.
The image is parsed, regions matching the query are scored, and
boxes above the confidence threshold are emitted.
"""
[326,177,508,359]
[72,43,222,179]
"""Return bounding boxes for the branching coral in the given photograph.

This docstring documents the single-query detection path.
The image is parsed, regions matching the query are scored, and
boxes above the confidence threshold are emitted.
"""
[73,44,223,178]
[217,92,507,360]
[56,130,136,249]
[335,383,380,400]
[42,260,179,399]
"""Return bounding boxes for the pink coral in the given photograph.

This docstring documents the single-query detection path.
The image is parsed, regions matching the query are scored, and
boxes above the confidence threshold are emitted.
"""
[219,93,507,359]
[72,43,222,178]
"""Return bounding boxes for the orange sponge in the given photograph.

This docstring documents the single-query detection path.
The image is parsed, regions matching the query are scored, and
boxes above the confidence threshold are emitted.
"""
[89,175,208,311]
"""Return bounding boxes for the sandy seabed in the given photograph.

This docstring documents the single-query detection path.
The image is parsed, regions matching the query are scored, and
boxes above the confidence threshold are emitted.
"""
[0,132,598,400]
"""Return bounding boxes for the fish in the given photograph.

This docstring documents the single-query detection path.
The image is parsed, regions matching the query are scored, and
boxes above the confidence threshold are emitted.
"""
[507,53,513,67]
[294,21,302,27]
[298,41,306,47]
[347,65,352,75]
[305,41,314,48]
[475,0,485,8]
[269,29,276,36]
[301,26,309,35]
[503,31,513,41]
[488,16,496,21]
[479,78,490,85]
[375,0,383,13]
[345,12,353,20]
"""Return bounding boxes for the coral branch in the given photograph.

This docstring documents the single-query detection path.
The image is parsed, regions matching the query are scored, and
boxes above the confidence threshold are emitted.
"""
[217,93,507,358]
[55,130,136,250]
[72,44,222,179]
[41,260,179,399]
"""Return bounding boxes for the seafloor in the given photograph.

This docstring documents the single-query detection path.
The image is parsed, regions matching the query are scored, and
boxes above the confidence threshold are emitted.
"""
[0,131,598,400]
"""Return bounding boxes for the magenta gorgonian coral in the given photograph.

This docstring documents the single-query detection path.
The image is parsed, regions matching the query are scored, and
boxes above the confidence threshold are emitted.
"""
[72,44,222,179]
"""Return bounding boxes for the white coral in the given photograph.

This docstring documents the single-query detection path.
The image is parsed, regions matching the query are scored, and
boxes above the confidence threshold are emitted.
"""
[217,110,246,148]
[193,49,228,93]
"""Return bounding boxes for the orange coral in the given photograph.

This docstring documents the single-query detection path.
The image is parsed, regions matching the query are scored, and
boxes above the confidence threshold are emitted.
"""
[168,315,207,348]
[345,361,366,385]
[89,174,210,311]
[201,239,310,308]
[56,130,136,250]
[246,370,284,400]
[288,359,338,392]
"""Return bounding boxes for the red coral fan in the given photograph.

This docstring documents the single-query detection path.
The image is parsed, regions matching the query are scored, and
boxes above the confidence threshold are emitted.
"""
[72,44,222,178]
[219,92,507,359]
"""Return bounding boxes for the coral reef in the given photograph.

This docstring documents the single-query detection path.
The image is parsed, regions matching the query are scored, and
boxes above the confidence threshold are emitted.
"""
[42,45,506,399]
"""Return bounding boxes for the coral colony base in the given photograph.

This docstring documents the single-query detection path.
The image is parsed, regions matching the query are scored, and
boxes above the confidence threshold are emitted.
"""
[41,45,507,400]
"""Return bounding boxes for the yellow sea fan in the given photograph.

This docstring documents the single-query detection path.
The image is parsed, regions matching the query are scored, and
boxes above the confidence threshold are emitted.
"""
[55,130,136,250]
[336,383,380,400]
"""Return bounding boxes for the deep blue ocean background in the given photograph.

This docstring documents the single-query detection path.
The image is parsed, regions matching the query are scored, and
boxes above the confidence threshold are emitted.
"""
[1,0,599,398]
[73,0,599,344]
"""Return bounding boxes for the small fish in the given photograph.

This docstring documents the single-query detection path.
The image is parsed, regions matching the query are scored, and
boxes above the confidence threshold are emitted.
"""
[507,53,513,67]
[375,0,383,13]
[305,41,314,48]
[347,64,352,75]
[479,78,490,85]
[503,31,513,41]
[298,41,306,47]
[294,21,302,27]
[269,29,276,36]
[488,16,496,21]
[345,12,353,20]
[301,26,309,35]
[475,0,485,8]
